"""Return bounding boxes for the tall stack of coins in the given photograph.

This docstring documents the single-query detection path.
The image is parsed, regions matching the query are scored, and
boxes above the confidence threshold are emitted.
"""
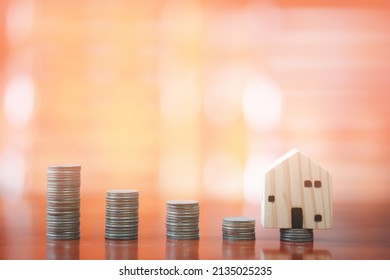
[46,165,81,240]
[166,200,199,240]
[105,190,139,240]
[222,217,256,241]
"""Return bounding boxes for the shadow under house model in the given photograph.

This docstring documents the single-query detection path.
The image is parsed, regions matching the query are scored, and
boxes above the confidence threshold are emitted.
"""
[261,149,332,242]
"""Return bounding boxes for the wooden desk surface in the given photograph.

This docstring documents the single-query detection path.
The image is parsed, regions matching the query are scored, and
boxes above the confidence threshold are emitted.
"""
[0,195,389,260]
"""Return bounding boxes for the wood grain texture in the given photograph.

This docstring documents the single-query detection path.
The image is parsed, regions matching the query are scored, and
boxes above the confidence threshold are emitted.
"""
[262,149,332,229]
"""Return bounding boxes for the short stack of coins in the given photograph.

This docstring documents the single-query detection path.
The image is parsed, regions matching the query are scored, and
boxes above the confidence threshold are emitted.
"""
[222,217,256,241]
[46,165,81,240]
[166,200,199,240]
[105,190,139,240]
[280,229,313,242]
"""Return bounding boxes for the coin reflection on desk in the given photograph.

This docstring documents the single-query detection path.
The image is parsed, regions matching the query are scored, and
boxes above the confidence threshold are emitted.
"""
[261,241,331,260]
[222,239,255,259]
[165,239,199,260]
[105,239,138,260]
[46,240,80,260]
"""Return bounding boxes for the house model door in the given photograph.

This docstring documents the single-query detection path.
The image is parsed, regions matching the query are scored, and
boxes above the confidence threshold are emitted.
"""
[291,208,303,229]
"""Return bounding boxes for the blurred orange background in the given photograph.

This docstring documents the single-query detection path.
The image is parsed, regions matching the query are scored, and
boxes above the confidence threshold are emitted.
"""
[0,0,389,205]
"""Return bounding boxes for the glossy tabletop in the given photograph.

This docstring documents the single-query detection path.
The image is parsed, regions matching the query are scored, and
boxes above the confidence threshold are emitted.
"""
[0,195,389,260]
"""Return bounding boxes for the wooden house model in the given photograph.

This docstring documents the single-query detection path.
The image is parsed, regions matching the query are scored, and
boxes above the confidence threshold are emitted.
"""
[261,149,332,230]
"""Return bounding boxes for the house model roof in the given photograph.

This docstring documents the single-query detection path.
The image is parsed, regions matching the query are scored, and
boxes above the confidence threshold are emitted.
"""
[265,148,327,174]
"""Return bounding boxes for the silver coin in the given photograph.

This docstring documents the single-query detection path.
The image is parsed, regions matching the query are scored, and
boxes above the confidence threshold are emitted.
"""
[46,219,79,224]
[167,231,199,235]
[223,226,255,230]
[46,218,79,222]
[106,194,138,198]
[47,234,80,238]
[105,233,138,238]
[166,219,198,223]
[46,235,80,240]
[106,205,138,209]
[46,193,80,197]
[167,231,199,236]
[47,202,80,205]
[46,194,79,199]
[46,211,80,216]
[166,224,199,229]
[46,188,80,192]
[104,232,138,236]
[47,175,80,179]
[166,225,199,230]
[46,203,80,208]
[105,209,138,213]
[46,225,80,230]
[46,228,80,232]
[166,200,198,205]
[46,188,79,192]
[222,229,255,235]
[105,230,138,234]
[166,221,199,226]
[166,212,199,216]
[47,176,80,180]
[223,217,255,222]
[167,205,199,208]
[47,200,80,205]
[105,235,138,240]
[106,202,138,205]
[105,222,139,226]
[106,216,138,220]
[106,190,139,197]
[46,208,80,213]
[105,226,138,230]
[166,234,199,239]
[105,225,138,230]
[166,235,199,240]
[223,236,255,241]
[46,230,80,235]
[106,200,138,204]
[223,221,255,226]
[46,222,79,226]
[105,231,138,236]
[223,231,255,236]
[223,223,255,228]
[105,213,138,218]
[47,223,79,227]
[167,212,199,216]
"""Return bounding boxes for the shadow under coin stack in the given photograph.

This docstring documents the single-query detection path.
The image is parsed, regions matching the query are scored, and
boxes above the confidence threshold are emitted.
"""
[46,165,81,240]
[222,217,256,241]
[105,190,139,240]
[166,200,199,240]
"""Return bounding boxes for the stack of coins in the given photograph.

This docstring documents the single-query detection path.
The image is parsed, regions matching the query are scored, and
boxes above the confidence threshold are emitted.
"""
[280,229,313,242]
[166,200,199,240]
[46,165,81,240]
[105,190,139,240]
[222,217,256,241]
